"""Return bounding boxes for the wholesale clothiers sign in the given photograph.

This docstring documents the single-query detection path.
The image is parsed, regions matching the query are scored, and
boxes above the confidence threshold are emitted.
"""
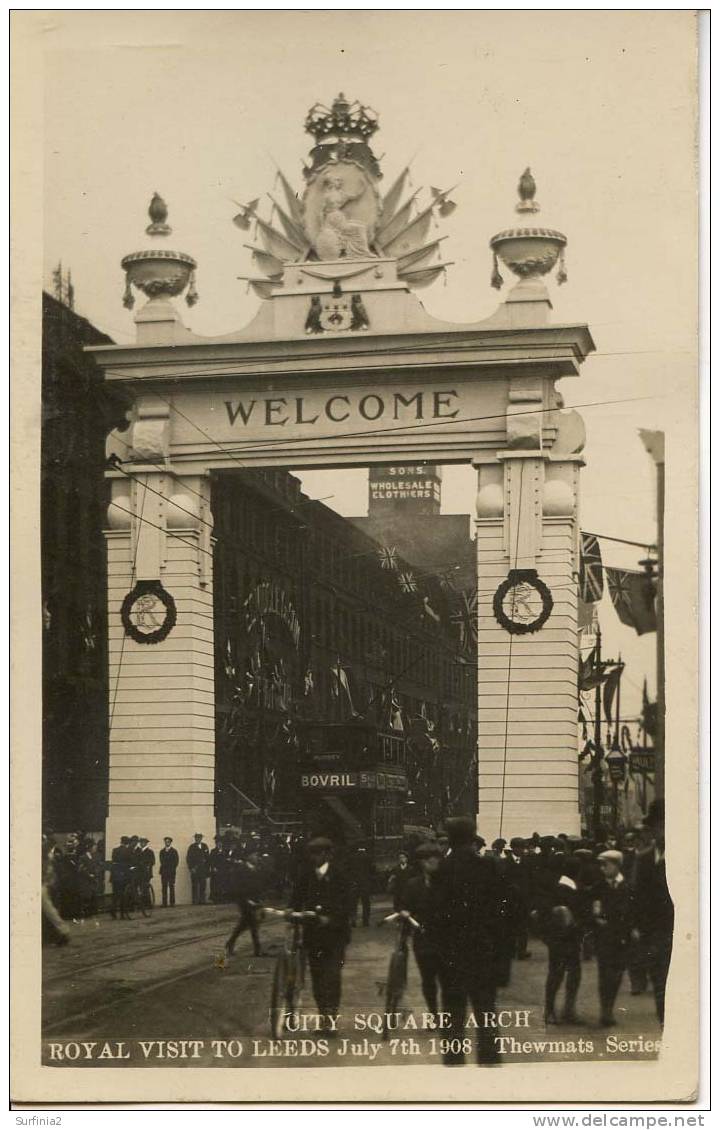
[300,770,408,791]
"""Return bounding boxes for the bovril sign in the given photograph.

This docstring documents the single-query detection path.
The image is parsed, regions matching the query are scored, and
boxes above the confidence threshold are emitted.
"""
[300,770,407,792]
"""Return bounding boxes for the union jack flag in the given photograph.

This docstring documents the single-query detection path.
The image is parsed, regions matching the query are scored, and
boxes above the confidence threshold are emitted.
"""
[378,546,399,571]
[398,572,417,594]
[579,532,604,603]
[451,589,478,650]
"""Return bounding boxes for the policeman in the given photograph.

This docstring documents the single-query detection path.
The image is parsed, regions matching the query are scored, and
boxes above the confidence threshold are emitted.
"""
[209,836,226,903]
[159,837,179,907]
[186,833,210,905]
[290,837,353,1025]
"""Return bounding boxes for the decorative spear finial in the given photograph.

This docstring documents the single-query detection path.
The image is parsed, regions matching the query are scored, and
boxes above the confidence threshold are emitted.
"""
[516,168,539,214]
[146,192,171,236]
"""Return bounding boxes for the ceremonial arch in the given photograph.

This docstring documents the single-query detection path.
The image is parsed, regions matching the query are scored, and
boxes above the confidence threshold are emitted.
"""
[93,95,594,900]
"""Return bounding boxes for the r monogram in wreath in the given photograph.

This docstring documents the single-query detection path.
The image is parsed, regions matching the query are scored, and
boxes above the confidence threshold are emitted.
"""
[121,581,177,644]
[493,570,553,635]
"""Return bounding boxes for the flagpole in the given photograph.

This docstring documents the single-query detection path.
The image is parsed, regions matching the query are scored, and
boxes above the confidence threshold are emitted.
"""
[258,617,266,817]
[592,624,604,840]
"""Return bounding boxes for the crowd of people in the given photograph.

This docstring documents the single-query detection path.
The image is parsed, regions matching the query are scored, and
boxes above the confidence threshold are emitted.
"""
[42,803,672,1067]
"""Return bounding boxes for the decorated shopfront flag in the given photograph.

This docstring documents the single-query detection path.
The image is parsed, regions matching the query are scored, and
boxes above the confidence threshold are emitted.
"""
[451,589,478,650]
[606,568,657,635]
[579,533,604,603]
[602,663,624,725]
[377,545,398,571]
[330,657,357,717]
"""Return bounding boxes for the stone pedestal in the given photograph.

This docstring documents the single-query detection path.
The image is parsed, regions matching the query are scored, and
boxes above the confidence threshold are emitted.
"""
[105,468,215,904]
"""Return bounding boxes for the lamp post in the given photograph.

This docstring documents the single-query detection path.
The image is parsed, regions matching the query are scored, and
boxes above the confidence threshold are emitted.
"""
[605,748,627,835]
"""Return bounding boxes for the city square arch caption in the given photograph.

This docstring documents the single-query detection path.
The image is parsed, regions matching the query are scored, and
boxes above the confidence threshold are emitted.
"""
[224,389,460,429]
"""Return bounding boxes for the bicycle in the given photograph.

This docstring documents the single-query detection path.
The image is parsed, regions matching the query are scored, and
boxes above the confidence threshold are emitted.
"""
[381,910,420,1037]
[264,908,316,1039]
[120,868,155,919]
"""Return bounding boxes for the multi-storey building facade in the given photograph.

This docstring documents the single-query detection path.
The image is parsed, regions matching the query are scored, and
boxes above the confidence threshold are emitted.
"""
[212,468,477,860]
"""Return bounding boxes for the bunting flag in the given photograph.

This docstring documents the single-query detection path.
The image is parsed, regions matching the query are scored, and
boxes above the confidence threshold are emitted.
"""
[274,168,304,225]
[398,571,418,594]
[389,688,404,732]
[578,650,605,692]
[223,639,236,682]
[577,597,598,637]
[606,568,657,635]
[602,663,624,725]
[379,166,411,226]
[304,668,314,696]
[82,608,97,651]
[378,546,399,571]
[330,658,357,716]
[422,595,441,623]
[451,589,478,650]
[579,533,604,603]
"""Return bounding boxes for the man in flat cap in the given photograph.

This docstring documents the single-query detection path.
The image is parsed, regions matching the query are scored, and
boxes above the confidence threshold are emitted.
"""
[290,837,353,1025]
[424,817,510,1064]
[591,849,635,1026]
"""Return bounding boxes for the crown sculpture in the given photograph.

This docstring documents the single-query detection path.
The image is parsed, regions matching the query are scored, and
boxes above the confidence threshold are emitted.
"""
[234,92,457,299]
[489,169,567,292]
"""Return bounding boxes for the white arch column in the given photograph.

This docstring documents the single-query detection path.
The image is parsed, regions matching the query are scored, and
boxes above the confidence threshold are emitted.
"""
[105,396,216,904]
[474,392,584,840]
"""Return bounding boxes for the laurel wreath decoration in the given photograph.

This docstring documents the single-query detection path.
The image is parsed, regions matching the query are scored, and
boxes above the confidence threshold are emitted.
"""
[120,580,177,645]
[492,569,553,635]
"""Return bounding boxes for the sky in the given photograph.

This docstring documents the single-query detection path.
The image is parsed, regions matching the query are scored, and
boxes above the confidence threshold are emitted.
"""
[40,11,698,722]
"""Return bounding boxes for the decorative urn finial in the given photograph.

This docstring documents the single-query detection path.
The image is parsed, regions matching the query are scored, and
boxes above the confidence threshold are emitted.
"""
[121,194,198,311]
[146,192,171,236]
[489,171,567,291]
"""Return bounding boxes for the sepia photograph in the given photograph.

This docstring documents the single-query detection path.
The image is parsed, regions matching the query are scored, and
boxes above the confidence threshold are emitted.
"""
[11,9,700,1106]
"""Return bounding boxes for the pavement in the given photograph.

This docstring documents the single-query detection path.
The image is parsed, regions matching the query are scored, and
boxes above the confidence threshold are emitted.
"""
[42,898,663,1069]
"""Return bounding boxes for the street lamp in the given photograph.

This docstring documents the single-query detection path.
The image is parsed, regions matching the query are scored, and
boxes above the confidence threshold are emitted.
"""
[605,747,627,834]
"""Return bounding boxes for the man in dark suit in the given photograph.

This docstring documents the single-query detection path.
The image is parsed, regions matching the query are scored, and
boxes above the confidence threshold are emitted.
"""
[139,838,155,881]
[400,842,444,1015]
[425,817,510,1065]
[291,837,353,1022]
[209,836,227,903]
[110,836,132,920]
[504,837,533,960]
[349,844,374,927]
[224,848,266,959]
[159,837,179,907]
[186,833,210,905]
[591,849,635,1026]
[631,801,673,1025]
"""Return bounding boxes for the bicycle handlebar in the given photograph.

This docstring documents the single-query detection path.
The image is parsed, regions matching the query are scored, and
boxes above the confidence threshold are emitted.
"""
[383,912,421,931]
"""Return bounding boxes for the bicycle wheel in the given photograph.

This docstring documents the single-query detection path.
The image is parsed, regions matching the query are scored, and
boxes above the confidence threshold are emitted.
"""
[140,882,154,918]
[120,884,135,920]
[284,948,305,1017]
[270,951,290,1038]
[383,949,408,1034]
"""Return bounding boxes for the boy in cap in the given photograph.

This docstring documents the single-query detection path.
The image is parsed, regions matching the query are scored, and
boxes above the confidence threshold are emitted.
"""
[591,849,634,1026]
[400,842,444,1015]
